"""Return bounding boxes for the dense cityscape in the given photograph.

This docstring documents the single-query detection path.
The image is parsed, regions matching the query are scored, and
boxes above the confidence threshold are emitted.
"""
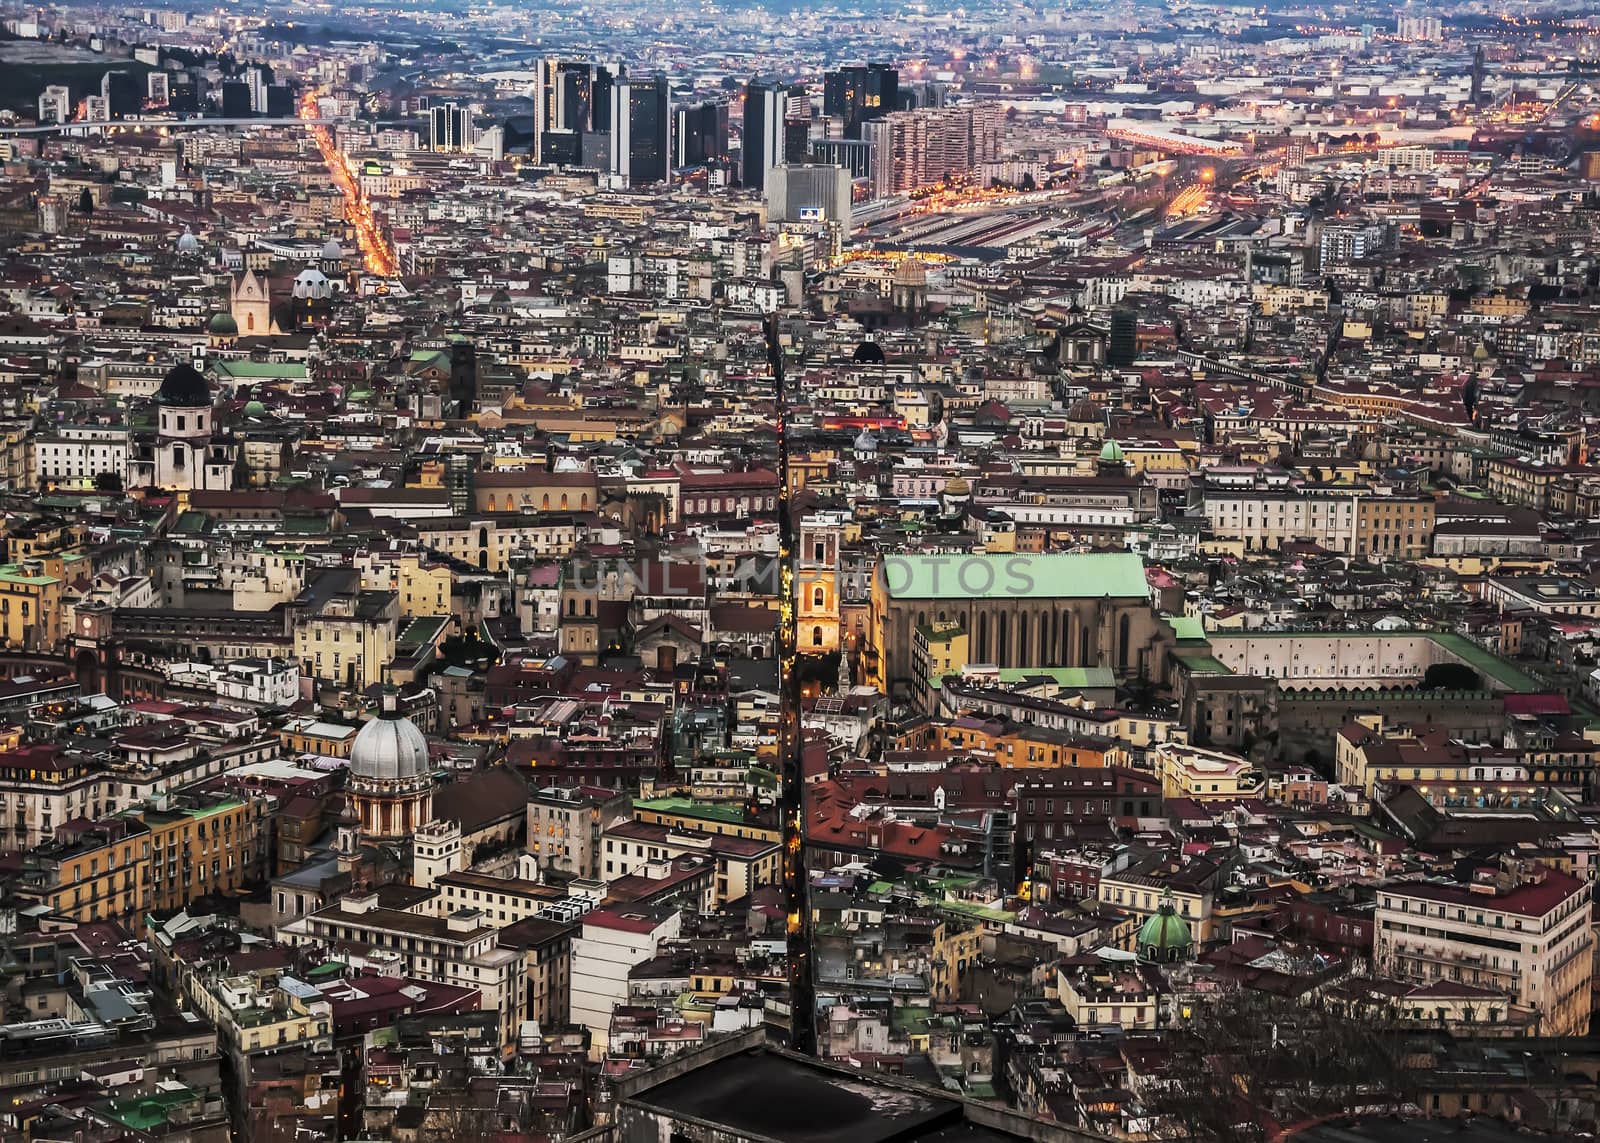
[0,0,1598,1140]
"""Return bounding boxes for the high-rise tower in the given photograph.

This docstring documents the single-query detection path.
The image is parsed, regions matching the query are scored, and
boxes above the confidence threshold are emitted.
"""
[743,79,790,192]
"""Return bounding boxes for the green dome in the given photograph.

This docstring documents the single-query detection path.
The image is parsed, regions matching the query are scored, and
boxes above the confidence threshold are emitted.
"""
[207,312,238,335]
[1136,894,1192,964]
[1098,439,1125,463]
[243,399,267,418]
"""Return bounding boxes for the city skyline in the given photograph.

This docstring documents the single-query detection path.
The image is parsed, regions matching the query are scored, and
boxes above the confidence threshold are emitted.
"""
[0,1,1597,1141]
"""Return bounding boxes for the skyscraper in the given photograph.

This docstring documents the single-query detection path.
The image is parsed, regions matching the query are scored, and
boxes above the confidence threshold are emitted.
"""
[824,63,898,140]
[743,79,791,192]
[675,98,730,168]
[559,62,594,132]
[430,102,472,153]
[534,59,619,166]
[610,73,670,185]
[531,58,558,162]
[592,66,616,132]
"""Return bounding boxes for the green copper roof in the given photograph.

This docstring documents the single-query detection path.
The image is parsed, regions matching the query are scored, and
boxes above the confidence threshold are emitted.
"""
[1137,901,1192,957]
[1167,615,1206,642]
[881,552,1150,602]
[1099,439,1125,462]
[212,361,307,380]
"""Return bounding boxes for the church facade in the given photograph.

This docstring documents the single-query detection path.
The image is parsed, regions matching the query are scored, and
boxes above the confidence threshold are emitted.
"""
[128,363,239,492]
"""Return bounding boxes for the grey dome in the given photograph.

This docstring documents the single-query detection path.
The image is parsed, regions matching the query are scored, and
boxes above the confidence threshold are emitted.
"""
[177,229,200,255]
[321,238,344,260]
[350,703,429,783]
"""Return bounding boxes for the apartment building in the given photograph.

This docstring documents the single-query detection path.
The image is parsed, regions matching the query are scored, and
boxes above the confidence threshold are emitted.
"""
[1374,862,1593,1036]
[601,819,779,907]
[279,892,526,1049]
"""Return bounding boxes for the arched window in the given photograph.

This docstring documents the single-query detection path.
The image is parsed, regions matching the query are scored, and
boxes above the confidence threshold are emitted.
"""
[1119,613,1132,670]
[561,494,569,509]
[1080,625,1091,665]
[1017,613,1028,667]
[541,494,551,509]
[813,587,825,608]
[812,626,823,647]
[977,611,989,662]
[997,614,1009,666]
[478,527,489,547]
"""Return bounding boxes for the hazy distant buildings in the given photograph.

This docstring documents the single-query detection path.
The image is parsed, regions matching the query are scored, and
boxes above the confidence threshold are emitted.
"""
[1395,13,1443,41]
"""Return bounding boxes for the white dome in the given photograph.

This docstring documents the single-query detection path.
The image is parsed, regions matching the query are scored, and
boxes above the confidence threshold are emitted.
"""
[293,267,332,300]
[321,238,344,261]
[177,230,200,255]
[349,704,429,784]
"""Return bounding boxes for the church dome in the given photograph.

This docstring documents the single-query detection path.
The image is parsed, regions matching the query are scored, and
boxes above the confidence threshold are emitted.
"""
[177,229,200,256]
[944,475,971,496]
[1067,396,1103,422]
[207,312,238,336]
[1098,439,1125,464]
[893,258,927,286]
[156,362,212,407]
[321,238,344,261]
[1137,892,1193,964]
[349,690,430,785]
[293,267,332,300]
[243,399,268,418]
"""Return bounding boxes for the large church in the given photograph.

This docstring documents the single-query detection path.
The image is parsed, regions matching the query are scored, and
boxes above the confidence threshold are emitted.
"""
[865,550,1176,700]
[229,268,280,337]
[128,363,240,491]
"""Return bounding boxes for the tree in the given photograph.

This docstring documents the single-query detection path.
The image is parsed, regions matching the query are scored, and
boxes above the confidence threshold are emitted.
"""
[93,471,123,492]
[1141,988,1422,1141]
[77,187,95,215]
